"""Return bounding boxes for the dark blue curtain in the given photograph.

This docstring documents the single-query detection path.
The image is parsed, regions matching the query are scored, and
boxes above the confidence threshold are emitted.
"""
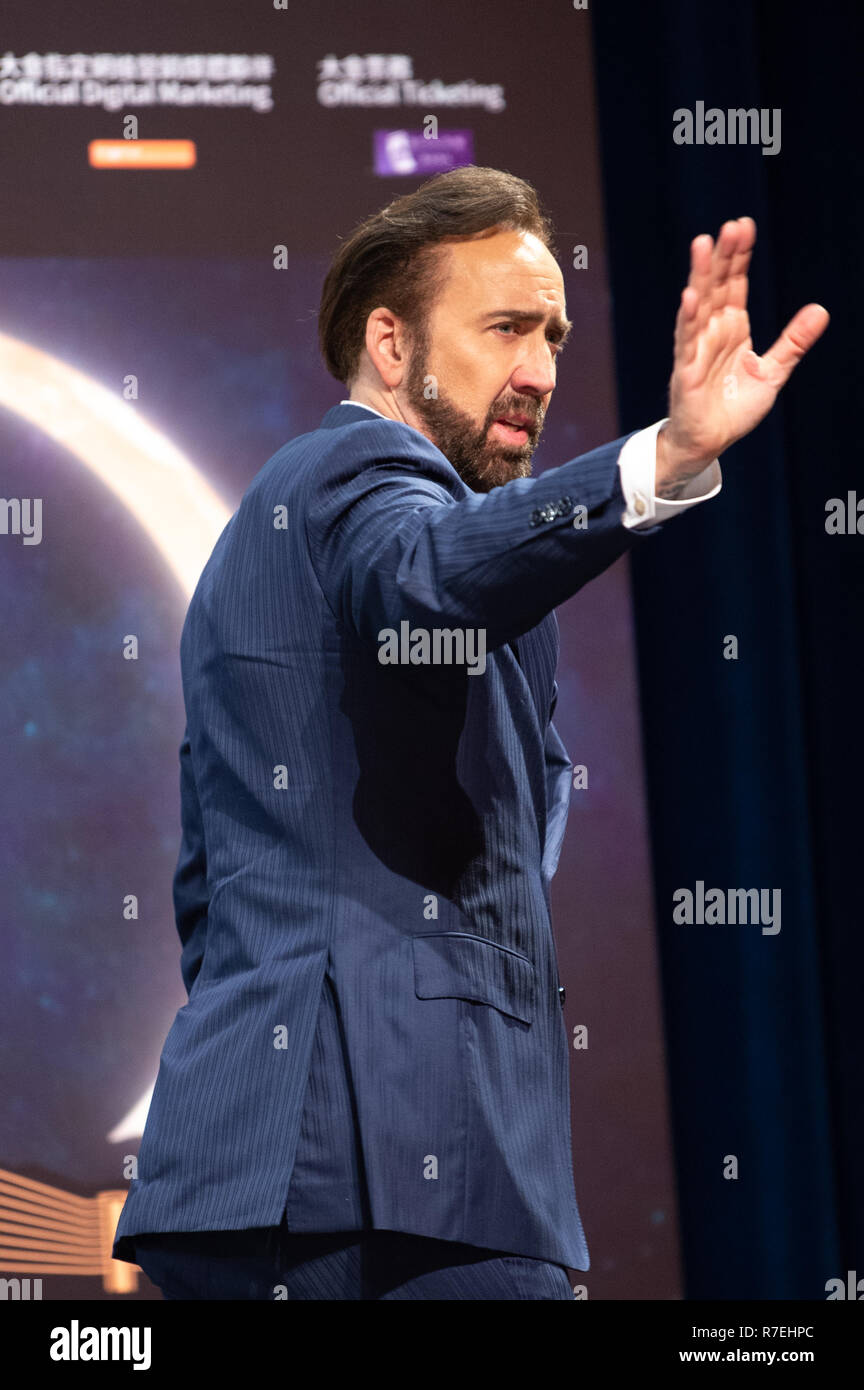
[592,0,862,1298]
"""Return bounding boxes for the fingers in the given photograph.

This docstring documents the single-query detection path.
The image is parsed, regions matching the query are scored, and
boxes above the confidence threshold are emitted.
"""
[726,216,756,309]
[677,231,713,366]
[675,219,754,366]
[673,284,700,366]
[760,303,830,381]
[709,220,741,315]
[687,233,715,337]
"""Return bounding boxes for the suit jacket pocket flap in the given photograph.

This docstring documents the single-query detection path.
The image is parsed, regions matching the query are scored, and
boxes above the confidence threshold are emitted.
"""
[413,932,535,1024]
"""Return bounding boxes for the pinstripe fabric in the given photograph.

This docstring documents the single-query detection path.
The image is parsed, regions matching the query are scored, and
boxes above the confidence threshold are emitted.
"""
[112,402,661,1273]
[281,969,370,1231]
[133,1227,574,1300]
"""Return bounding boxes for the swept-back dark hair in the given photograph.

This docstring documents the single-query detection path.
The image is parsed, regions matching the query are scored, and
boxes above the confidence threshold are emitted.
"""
[318,165,557,386]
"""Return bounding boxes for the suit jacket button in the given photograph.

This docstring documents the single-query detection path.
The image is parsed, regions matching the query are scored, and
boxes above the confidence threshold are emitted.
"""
[558,984,566,1007]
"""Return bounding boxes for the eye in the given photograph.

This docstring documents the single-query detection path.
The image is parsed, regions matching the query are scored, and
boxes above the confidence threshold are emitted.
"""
[493,322,565,354]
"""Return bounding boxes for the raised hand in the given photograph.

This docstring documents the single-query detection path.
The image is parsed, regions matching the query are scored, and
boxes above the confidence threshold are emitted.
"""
[656,218,829,491]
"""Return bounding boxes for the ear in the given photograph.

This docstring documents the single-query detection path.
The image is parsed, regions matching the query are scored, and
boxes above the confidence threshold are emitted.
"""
[363,306,410,388]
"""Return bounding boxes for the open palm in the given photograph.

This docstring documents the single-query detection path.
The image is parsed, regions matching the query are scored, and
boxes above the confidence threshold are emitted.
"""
[662,218,829,474]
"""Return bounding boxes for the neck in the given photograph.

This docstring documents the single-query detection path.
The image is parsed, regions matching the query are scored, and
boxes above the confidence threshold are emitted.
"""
[347,385,415,428]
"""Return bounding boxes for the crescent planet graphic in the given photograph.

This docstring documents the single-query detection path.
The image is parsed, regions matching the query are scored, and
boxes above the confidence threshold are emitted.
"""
[0,329,232,1143]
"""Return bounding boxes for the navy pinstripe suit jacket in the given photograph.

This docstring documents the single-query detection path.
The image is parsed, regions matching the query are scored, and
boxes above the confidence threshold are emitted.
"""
[112,401,660,1271]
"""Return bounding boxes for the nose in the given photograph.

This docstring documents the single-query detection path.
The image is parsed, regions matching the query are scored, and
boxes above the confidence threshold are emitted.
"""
[510,335,557,399]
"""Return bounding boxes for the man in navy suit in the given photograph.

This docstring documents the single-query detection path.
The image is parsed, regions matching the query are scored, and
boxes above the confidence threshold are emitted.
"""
[113,166,827,1299]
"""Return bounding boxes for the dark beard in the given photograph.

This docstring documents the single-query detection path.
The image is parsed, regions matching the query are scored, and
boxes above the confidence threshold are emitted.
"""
[402,322,545,492]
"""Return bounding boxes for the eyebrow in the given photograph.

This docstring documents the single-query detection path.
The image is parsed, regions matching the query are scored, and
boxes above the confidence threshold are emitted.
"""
[479,309,573,345]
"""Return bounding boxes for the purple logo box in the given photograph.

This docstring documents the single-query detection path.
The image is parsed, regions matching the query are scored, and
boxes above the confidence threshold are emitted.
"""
[374,129,474,176]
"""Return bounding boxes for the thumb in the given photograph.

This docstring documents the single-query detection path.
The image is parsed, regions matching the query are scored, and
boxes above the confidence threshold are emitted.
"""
[761,303,830,383]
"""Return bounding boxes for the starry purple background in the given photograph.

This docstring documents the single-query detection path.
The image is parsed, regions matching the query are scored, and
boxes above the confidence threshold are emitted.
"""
[0,0,678,1303]
[0,250,649,1183]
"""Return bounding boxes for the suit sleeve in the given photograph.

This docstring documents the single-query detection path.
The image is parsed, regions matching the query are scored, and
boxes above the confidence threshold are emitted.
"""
[541,681,573,886]
[172,728,209,997]
[305,425,658,653]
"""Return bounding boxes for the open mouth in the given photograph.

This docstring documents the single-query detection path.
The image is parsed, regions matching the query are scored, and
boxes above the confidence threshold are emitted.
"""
[491,418,531,442]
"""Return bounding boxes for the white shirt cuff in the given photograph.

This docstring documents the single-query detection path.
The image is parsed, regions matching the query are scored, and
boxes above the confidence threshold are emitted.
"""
[618,418,722,529]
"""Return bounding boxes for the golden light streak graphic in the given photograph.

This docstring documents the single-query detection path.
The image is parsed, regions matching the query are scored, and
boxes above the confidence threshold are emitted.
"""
[0,1168,136,1293]
[0,330,235,1271]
